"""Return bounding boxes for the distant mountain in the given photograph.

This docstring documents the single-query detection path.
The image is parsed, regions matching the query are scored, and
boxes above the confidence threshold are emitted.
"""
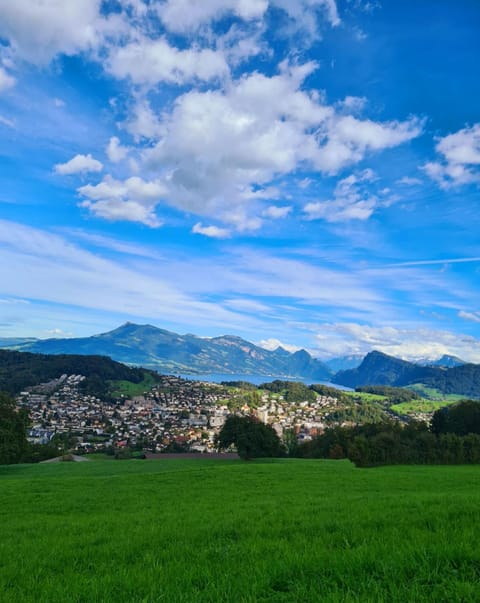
[333,351,428,389]
[333,350,480,398]
[0,337,38,349]
[325,354,364,373]
[0,323,332,381]
[423,355,466,368]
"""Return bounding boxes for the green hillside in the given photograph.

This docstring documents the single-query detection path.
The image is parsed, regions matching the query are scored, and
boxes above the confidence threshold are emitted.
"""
[335,351,480,398]
[0,349,159,396]
[1,458,480,602]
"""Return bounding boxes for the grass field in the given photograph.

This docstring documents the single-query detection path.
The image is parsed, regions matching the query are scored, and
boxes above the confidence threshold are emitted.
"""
[344,391,387,403]
[406,384,465,403]
[110,373,159,397]
[1,458,480,602]
[391,399,456,414]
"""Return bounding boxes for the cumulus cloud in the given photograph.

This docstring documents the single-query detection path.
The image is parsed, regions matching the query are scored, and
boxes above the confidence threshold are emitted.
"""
[192,223,231,238]
[107,38,229,86]
[106,136,129,163]
[313,114,423,174]
[423,124,480,188]
[0,67,15,92]
[314,322,480,362]
[158,0,267,32]
[121,99,164,142]
[336,95,367,113]
[271,0,340,37]
[78,175,166,227]
[304,168,395,222]
[137,63,419,230]
[0,0,104,64]
[262,205,292,219]
[157,0,340,34]
[54,154,103,175]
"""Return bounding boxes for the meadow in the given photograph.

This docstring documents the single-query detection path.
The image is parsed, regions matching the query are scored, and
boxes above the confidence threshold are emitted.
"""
[1,458,480,602]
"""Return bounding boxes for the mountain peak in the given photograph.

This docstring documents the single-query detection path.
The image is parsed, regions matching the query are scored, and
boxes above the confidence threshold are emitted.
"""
[1,323,332,380]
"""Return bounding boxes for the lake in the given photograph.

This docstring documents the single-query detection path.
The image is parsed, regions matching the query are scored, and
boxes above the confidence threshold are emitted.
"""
[177,372,352,390]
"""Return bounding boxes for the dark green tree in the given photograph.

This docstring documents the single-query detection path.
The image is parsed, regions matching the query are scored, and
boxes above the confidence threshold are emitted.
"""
[0,392,29,464]
[431,400,480,436]
[283,428,299,457]
[216,415,283,460]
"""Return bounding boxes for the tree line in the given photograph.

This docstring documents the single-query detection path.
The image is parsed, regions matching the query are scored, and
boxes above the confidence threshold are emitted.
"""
[215,400,480,465]
[296,400,480,466]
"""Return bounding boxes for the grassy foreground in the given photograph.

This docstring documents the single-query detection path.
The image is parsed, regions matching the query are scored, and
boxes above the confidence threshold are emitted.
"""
[1,459,480,602]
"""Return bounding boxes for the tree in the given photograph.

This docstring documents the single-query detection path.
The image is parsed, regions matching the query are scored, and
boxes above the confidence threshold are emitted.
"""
[216,415,283,460]
[431,400,480,436]
[283,428,299,457]
[0,392,29,464]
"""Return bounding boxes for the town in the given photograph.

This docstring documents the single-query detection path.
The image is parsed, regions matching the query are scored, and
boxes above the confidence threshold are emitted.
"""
[17,373,345,455]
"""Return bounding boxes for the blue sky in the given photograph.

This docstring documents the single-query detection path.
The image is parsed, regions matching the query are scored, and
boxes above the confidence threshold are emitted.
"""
[1,0,480,361]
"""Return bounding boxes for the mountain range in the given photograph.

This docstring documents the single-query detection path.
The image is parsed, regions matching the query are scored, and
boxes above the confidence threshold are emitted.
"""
[0,323,478,396]
[0,322,332,381]
[334,351,480,398]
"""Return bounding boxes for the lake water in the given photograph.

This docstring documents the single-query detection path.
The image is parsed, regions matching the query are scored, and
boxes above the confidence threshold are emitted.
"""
[178,372,352,390]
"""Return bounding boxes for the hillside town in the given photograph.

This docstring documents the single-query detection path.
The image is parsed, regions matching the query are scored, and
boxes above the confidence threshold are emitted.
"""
[17,374,345,455]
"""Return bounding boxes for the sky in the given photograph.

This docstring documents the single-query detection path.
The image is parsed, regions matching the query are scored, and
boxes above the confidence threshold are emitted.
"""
[0,0,480,362]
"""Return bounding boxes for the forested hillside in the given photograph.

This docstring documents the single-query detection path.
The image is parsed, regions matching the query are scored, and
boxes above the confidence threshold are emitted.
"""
[0,349,155,396]
[334,351,480,398]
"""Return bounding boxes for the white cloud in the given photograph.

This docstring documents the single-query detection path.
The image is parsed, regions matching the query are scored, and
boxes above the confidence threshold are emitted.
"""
[54,153,103,175]
[337,95,367,113]
[107,38,229,86]
[0,297,30,305]
[121,99,163,142]
[0,67,15,92]
[0,115,15,128]
[139,63,419,230]
[62,229,162,259]
[396,176,422,186]
[78,175,166,227]
[0,0,103,64]
[53,97,65,107]
[304,168,390,222]
[314,322,480,362]
[157,0,269,33]
[0,219,254,332]
[314,115,423,173]
[262,205,292,219]
[106,136,129,163]
[192,223,231,239]
[271,0,340,36]
[216,24,266,66]
[44,328,73,337]
[258,337,300,353]
[458,310,480,324]
[157,0,340,35]
[423,124,480,188]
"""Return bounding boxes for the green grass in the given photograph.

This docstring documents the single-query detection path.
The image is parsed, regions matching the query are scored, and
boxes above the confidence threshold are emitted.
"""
[344,391,388,403]
[2,459,480,602]
[110,373,158,397]
[406,384,465,402]
[391,399,456,414]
